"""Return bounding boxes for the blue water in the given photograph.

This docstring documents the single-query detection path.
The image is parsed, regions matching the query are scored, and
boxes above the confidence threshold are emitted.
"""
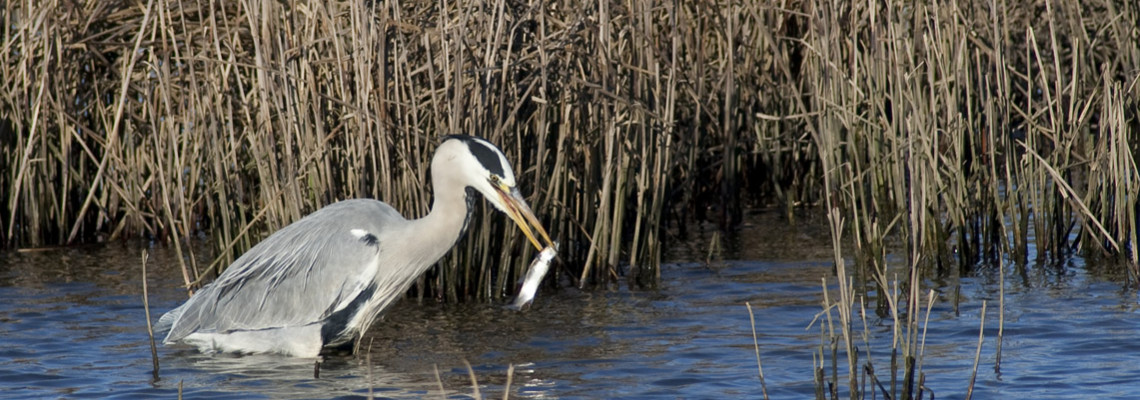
[1,216,1139,399]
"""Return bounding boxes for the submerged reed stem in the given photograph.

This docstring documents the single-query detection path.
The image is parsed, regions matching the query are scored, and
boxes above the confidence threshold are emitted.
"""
[746,302,770,400]
[966,301,988,400]
[141,250,159,381]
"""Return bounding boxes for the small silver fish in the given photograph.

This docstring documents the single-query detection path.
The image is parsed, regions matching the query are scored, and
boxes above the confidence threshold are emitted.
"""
[509,243,558,310]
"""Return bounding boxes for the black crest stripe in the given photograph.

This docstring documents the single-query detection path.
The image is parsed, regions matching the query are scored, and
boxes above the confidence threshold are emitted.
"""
[468,141,506,177]
[446,135,506,177]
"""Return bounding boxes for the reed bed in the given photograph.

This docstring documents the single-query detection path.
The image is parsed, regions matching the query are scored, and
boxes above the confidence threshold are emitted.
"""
[2,0,1138,310]
[796,1,1138,398]
[0,0,695,298]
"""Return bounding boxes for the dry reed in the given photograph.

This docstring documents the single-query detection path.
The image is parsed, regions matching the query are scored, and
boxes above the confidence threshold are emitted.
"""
[1,1,1137,304]
[794,2,1137,397]
[141,249,159,381]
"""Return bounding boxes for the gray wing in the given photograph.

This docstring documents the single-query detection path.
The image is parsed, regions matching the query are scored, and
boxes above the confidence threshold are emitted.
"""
[161,199,402,342]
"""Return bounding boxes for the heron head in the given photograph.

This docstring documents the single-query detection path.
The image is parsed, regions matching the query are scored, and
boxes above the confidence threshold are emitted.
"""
[436,135,554,251]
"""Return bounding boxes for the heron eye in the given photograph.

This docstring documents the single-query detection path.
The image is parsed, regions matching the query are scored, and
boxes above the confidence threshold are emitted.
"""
[490,175,501,185]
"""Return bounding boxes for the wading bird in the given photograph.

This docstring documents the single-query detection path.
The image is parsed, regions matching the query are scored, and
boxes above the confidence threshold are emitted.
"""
[156,135,555,357]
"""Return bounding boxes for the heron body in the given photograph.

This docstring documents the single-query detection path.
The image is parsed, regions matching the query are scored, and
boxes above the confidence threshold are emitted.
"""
[156,135,553,357]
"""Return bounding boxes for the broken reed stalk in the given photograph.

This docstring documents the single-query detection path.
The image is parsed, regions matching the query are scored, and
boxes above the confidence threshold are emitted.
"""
[141,249,160,381]
[433,364,447,399]
[966,301,987,400]
[502,364,514,400]
[916,289,937,397]
[463,360,482,400]
[812,277,840,399]
[997,261,1005,372]
[745,302,770,400]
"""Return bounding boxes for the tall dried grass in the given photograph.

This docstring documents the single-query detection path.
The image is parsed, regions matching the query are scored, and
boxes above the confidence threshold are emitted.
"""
[1,0,1138,311]
[0,0,716,298]
[795,1,1139,398]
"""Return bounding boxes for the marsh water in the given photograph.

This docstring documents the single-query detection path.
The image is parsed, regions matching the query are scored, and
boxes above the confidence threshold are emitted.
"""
[3,212,1139,399]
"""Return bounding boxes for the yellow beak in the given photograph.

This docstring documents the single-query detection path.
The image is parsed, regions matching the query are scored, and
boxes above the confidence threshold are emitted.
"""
[495,184,555,251]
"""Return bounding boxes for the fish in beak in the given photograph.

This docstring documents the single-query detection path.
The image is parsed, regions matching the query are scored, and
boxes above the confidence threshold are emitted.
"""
[509,243,558,310]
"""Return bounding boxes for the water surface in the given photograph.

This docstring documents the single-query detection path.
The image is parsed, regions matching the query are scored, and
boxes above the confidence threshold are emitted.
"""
[2,214,1138,399]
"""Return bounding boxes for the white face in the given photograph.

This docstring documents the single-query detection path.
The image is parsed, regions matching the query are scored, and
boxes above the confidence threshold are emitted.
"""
[434,135,553,251]
[437,135,518,213]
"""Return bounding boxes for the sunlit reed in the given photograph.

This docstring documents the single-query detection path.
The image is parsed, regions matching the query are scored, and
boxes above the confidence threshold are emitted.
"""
[1,0,1137,315]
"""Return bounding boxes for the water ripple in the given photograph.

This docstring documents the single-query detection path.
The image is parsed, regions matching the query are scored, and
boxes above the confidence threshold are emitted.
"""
[2,244,1139,398]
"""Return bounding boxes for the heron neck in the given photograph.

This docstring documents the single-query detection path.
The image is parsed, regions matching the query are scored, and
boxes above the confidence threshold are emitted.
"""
[409,180,472,266]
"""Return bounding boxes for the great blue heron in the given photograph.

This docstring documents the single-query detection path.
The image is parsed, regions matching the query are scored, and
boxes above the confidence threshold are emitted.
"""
[156,135,555,357]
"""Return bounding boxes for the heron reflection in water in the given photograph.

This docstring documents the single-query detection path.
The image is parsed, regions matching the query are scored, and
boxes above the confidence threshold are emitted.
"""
[156,135,555,357]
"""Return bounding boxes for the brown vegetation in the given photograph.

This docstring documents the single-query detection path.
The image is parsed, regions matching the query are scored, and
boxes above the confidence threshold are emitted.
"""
[1,0,1137,311]
[3,0,1138,396]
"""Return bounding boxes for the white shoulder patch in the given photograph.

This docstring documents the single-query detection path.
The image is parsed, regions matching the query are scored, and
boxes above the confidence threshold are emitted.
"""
[350,229,370,238]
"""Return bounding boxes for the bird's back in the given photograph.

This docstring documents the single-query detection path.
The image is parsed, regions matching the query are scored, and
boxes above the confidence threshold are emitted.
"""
[157,199,406,355]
